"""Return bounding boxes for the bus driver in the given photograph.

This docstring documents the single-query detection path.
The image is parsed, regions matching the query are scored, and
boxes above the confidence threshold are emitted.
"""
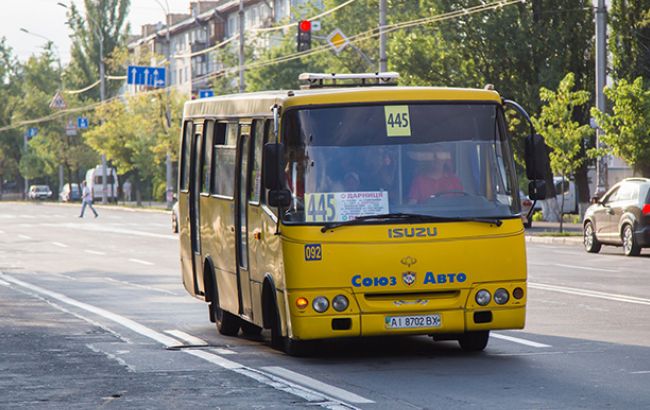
[408,146,463,204]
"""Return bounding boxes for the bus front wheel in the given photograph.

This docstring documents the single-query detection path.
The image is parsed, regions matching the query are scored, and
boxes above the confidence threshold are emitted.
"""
[270,302,310,356]
[458,331,489,352]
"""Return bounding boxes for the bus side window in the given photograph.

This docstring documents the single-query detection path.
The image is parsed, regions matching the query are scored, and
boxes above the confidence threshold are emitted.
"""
[211,122,235,198]
[180,121,193,191]
[201,121,214,194]
[250,119,267,204]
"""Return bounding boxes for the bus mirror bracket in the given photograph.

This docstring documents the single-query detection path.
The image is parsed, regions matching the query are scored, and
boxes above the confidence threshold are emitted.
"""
[263,142,292,208]
[504,99,552,201]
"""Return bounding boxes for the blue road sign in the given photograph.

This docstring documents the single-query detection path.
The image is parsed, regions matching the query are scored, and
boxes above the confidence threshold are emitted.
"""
[26,127,38,140]
[127,65,166,88]
[199,89,214,99]
[77,117,89,129]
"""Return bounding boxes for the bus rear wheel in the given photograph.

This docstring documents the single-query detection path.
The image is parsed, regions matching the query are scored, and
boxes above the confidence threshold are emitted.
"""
[241,321,263,337]
[458,331,489,352]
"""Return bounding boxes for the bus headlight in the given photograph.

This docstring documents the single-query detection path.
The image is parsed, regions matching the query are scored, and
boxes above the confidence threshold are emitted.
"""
[494,288,509,305]
[332,295,349,312]
[312,296,329,313]
[475,289,491,306]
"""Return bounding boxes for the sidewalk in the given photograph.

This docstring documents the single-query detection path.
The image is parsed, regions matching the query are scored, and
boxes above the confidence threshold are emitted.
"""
[525,221,583,246]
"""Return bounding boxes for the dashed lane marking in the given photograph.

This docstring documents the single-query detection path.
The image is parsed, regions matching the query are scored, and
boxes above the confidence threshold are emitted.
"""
[492,332,551,348]
[261,366,374,404]
[631,371,650,374]
[530,282,650,306]
[104,277,177,295]
[555,263,618,273]
[128,258,154,266]
[164,330,208,346]
[0,273,362,409]
[18,234,32,240]
[85,250,107,255]
[51,242,69,248]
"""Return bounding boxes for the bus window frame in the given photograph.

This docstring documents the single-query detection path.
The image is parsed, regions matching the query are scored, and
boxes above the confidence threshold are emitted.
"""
[201,120,215,195]
[249,118,270,207]
[179,120,193,193]
[210,120,237,201]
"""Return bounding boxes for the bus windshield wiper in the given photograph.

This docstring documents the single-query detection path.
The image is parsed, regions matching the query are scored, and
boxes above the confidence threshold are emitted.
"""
[320,213,502,232]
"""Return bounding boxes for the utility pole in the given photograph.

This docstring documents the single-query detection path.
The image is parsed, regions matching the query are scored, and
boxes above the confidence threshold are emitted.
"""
[239,0,245,92]
[98,19,108,205]
[594,0,608,196]
[164,9,173,209]
[379,0,387,72]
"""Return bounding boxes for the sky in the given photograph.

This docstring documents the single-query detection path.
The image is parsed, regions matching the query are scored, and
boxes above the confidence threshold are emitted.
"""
[1,0,193,64]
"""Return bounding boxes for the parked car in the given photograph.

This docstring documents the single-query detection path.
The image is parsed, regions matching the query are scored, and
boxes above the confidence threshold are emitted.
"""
[28,185,52,200]
[583,178,650,256]
[171,201,179,233]
[59,183,81,202]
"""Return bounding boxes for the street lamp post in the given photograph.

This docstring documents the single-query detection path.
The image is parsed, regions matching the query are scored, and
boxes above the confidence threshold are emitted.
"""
[58,2,108,204]
[154,0,175,209]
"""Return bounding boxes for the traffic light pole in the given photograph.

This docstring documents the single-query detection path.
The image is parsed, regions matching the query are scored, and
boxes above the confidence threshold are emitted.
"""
[379,0,387,72]
[594,0,608,196]
[238,0,245,93]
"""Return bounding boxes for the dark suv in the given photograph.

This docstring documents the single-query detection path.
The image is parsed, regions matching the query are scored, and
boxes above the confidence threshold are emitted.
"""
[583,178,650,256]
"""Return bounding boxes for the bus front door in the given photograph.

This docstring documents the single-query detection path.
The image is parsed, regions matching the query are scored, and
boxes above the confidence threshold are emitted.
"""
[235,132,254,319]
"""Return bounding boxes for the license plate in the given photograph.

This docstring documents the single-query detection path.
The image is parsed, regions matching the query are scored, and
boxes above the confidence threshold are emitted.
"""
[385,314,441,329]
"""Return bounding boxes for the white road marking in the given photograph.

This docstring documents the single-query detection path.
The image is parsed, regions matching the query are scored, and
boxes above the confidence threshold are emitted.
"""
[555,263,618,273]
[104,277,177,295]
[631,371,650,374]
[51,242,69,248]
[0,273,179,347]
[0,230,5,234]
[214,348,237,355]
[492,332,551,348]
[18,234,32,240]
[0,273,363,409]
[128,258,154,266]
[164,330,208,346]
[0,279,10,287]
[261,366,374,404]
[38,222,177,240]
[85,250,107,255]
[530,282,650,306]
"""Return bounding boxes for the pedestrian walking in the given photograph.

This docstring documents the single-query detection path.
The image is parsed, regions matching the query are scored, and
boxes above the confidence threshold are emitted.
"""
[79,180,98,218]
[123,180,132,202]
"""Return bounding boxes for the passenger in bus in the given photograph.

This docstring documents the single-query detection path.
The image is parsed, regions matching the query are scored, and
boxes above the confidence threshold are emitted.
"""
[408,146,463,204]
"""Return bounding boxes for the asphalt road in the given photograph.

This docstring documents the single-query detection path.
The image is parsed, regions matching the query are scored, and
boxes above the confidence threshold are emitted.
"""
[1,202,649,409]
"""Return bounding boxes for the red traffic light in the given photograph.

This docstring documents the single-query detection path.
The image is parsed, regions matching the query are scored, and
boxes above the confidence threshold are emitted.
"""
[299,20,311,32]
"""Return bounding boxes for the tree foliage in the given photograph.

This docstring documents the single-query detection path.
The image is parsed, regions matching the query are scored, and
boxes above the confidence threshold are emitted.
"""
[0,38,22,192]
[591,77,650,177]
[609,0,650,82]
[64,0,130,101]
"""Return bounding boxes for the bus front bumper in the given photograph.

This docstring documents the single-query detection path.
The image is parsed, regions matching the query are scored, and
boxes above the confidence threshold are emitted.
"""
[289,306,526,340]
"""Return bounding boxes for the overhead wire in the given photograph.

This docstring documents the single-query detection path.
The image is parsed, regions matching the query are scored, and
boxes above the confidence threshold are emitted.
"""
[0,0,525,133]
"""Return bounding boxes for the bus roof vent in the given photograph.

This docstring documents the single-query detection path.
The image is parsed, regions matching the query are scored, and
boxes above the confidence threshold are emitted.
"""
[298,72,399,89]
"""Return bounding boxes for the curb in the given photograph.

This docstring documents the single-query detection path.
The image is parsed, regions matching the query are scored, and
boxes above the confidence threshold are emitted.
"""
[525,235,583,246]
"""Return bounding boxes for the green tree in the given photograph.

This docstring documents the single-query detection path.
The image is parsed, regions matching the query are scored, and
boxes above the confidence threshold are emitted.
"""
[609,0,650,82]
[590,77,650,177]
[0,38,22,196]
[85,90,183,204]
[532,72,592,230]
[63,0,130,101]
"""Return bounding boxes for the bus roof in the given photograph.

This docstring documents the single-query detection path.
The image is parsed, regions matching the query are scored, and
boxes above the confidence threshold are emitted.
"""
[182,87,502,120]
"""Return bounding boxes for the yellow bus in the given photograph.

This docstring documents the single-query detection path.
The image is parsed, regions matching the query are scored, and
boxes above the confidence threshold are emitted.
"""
[177,73,549,355]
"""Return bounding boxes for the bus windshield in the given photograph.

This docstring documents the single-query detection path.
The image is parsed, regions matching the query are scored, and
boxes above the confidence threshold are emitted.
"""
[282,103,521,224]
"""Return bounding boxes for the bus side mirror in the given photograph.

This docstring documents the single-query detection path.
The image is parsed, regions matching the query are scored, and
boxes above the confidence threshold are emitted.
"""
[263,142,292,208]
[528,180,547,201]
[263,143,285,190]
[525,133,552,200]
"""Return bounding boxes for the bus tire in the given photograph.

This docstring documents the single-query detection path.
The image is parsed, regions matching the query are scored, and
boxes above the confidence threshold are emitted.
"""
[458,331,489,352]
[210,277,240,336]
[241,321,263,337]
[283,337,312,357]
[270,303,284,350]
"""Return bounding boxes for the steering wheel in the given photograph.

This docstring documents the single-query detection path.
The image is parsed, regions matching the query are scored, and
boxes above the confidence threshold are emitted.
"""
[429,190,471,199]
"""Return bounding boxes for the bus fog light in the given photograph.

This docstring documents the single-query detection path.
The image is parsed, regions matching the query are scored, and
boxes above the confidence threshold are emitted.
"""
[332,295,349,312]
[513,287,524,300]
[475,289,491,306]
[312,296,329,313]
[296,297,309,310]
[494,288,509,305]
